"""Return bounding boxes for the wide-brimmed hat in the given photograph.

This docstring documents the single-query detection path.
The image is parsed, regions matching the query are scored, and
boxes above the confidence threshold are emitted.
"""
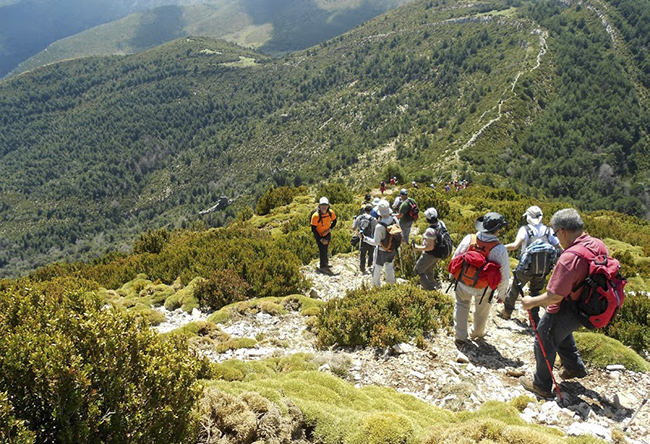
[372,197,381,206]
[475,212,507,233]
[377,202,392,217]
[524,205,543,225]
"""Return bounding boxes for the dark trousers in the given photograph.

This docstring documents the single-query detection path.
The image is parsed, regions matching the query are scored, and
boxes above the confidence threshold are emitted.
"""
[505,269,546,325]
[533,302,586,393]
[359,242,374,272]
[316,234,331,268]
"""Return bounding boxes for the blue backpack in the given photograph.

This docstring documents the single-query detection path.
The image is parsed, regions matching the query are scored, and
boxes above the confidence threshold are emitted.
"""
[516,226,558,276]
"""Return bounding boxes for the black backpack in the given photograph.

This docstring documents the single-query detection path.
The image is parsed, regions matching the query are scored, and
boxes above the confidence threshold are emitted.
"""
[429,223,454,259]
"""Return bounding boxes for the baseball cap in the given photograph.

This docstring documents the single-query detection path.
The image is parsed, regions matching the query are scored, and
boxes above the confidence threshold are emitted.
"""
[319,197,329,205]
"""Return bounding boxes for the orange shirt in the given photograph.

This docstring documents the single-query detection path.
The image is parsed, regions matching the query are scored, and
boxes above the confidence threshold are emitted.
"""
[311,210,336,237]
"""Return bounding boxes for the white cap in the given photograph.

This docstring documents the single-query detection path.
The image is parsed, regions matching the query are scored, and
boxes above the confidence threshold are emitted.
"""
[372,197,381,206]
[319,197,329,205]
[424,228,437,239]
[524,205,543,225]
[424,207,438,220]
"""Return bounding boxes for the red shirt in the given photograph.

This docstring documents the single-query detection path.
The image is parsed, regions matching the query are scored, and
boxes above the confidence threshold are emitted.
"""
[547,233,608,303]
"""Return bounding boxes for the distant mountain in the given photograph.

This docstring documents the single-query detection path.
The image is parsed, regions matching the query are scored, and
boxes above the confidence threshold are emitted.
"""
[0,0,648,277]
[0,0,213,78]
[9,0,415,77]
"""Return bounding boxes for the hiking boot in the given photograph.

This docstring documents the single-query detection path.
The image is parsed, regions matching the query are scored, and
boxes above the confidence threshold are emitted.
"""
[319,267,334,276]
[519,376,553,399]
[559,367,587,380]
[454,339,468,348]
[497,309,512,320]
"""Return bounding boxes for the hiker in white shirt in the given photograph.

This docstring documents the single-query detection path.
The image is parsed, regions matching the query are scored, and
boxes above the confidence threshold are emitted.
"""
[498,206,561,324]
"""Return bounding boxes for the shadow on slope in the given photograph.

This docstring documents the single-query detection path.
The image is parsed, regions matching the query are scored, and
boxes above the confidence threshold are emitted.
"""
[242,0,399,54]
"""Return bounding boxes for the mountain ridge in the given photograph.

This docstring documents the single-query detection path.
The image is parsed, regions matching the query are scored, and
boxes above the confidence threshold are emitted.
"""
[0,0,648,277]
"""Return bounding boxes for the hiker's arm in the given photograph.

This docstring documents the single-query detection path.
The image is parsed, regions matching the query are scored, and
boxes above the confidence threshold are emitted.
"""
[311,225,321,238]
[330,218,337,230]
[493,246,511,301]
[414,237,434,252]
[505,237,523,251]
[522,292,563,309]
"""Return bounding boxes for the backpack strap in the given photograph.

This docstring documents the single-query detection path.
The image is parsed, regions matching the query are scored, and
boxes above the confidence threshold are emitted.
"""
[470,234,498,258]
[524,225,534,239]
[564,244,600,293]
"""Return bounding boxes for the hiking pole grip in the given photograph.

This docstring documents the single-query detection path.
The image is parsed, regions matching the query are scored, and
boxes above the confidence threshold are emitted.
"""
[528,309,564,402]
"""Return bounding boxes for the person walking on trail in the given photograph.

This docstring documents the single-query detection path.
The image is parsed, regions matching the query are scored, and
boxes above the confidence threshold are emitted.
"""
[380,180,386,194]
[311,197,337,275]
[396,189,417,244]
[352,204,377,275]
[498,205,561,325]
[392,188,406,212]
[519,209,599,398]
[363,200,398,287]
[412,207,447,290]
[450,213,510,347]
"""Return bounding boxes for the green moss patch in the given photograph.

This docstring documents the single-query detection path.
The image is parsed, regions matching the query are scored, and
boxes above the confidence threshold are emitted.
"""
[575,332,650,372]
[203,367,607,444]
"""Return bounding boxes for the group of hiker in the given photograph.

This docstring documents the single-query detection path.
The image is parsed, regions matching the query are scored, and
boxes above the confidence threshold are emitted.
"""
[312,191,626,400]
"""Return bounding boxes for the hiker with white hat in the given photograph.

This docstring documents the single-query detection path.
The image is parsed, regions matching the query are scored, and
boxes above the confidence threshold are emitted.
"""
[310,196,338,275]
[412,207,453,290]
[499,206,561,323]
[362,200,400,287]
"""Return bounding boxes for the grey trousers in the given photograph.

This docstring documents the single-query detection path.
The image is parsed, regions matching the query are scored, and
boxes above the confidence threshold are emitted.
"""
[414,253,440,290]
[505,269,546,324]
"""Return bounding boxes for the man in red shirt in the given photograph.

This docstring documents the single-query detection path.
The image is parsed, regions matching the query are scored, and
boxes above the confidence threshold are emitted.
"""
[519,208,607,398]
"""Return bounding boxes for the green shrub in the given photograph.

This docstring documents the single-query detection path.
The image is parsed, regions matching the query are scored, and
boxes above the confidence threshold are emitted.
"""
[133,228,172,254]
[195,268,251,312]
[605,293,650,354]
[316,284,454,348]
[0,392,35,444]
[255,185,307,215]
[0,285,205,444]
[408,188,451,220]
[316,182,354,205]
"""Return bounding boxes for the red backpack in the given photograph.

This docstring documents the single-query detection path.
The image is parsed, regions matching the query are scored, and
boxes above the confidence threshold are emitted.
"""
[568,245,626,329]
[448,235,502,300]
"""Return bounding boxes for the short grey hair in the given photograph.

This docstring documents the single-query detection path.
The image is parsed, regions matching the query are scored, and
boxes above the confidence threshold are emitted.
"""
[550,208,584,233]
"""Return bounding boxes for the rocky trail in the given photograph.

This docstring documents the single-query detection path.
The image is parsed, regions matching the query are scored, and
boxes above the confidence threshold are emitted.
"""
[157,254,650,444]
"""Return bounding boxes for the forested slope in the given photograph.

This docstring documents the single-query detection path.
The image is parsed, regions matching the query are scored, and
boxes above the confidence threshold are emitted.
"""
[0,0,648,277]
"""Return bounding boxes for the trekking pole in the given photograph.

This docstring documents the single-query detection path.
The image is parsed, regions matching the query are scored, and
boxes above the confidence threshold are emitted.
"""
[623,398,648,432]
[527,309,564,403]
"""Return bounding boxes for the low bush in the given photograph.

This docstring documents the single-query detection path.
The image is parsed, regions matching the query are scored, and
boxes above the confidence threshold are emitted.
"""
[0,392,35,444]
[316,284,454,348]
[605,293,650,355]
[316,182,354,205]
[0,285,206,444]
[195,268,251,312]
[575,332,650,372]
[132,228,172,254]
[255,185,308,215]
[408,188,451,220]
